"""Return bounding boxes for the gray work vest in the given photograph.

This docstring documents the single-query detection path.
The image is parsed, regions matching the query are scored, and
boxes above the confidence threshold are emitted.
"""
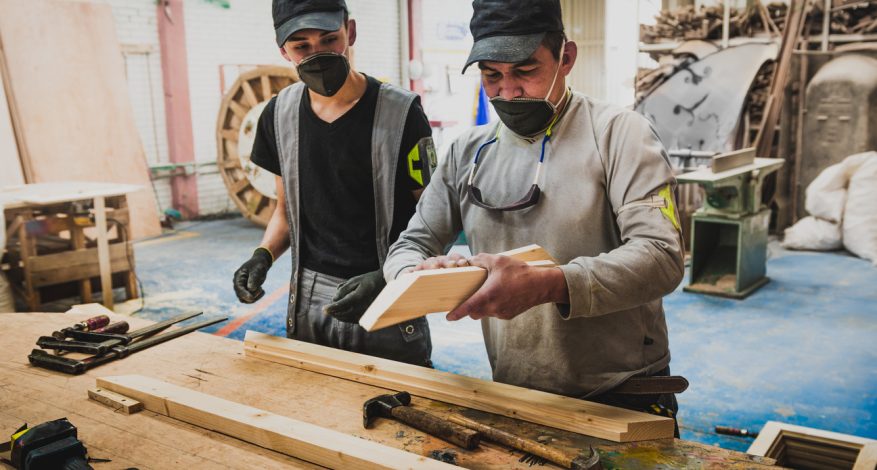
[274,81,417,331]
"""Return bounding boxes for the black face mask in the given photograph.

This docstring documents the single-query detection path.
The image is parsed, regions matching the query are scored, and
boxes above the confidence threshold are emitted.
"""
[488,43,565,137]
[296,51,350,97]
[489,97,558,137]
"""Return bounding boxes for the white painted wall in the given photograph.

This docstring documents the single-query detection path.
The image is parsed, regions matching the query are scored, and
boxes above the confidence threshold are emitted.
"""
[55,0,404,218]
[182,0,404,215]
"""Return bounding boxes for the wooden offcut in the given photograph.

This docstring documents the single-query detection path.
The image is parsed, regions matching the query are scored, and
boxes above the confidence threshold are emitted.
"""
[712,147,755,173]
[244,331,676,443]
[0,0,160,239]
[359,244,555,331]
[96,375,454,470]
[88,387,143,414]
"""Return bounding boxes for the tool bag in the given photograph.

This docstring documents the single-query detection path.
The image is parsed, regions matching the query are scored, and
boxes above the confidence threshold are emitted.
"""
[1,418,92,470]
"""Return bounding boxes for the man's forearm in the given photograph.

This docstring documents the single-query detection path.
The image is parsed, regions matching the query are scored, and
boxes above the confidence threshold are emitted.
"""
[260,207,290,259]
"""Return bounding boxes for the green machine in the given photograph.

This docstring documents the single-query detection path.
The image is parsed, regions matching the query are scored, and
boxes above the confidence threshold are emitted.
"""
[677,155,784,299]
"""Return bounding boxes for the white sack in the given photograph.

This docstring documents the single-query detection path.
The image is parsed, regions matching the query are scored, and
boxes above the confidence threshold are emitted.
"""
[782,216,843,251]
[843,154,877,265]
[805,151,874,223]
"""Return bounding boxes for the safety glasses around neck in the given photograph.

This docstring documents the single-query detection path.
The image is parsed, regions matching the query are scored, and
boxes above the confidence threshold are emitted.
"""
[466,108,564,212]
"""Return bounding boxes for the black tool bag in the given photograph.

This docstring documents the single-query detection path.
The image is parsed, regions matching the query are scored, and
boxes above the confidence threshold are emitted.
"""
[2,418,92,470]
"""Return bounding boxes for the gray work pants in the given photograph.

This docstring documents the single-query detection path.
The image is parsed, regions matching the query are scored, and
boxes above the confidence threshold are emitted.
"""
[290,268,432,367]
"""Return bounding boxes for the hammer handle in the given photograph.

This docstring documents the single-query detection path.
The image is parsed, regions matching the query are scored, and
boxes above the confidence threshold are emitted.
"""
[390,407,480,450]
[448,414,575,468]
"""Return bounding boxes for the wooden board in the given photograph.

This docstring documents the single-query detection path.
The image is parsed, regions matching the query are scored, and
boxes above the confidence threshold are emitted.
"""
[0,0,160,239]
[749,420,877,469]
[711,147,755,173]
[359,245,555,332]
[0,312,779,469]
[244,330,675,443]
[98,375,454,470]
[0,182,142,209]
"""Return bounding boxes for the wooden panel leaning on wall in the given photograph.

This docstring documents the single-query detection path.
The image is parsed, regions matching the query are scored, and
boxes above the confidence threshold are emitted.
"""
[0,0,160,239]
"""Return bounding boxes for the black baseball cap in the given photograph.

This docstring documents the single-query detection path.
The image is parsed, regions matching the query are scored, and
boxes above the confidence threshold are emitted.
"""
[463,0,564,73]
[273,0,348,47]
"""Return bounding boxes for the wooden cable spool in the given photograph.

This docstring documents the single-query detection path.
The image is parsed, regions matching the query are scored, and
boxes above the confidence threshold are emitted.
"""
[216,66,298,226]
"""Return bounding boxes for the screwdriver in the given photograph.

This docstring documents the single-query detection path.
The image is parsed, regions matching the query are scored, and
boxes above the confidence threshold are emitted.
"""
[51,315,111,339]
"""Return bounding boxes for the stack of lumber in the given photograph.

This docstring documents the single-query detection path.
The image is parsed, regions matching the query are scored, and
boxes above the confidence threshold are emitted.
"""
[810,0,877,35]
[641,1,877,44]
[748,421,877,470]
[244,330,676,443]
[640,2,786,43]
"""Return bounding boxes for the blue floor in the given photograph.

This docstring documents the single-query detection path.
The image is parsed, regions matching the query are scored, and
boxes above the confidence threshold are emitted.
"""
[125,217,876,453]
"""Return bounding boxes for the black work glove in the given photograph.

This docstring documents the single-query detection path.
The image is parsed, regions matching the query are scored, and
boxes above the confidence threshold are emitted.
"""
[322,269,386,323]
[233,247,273,303]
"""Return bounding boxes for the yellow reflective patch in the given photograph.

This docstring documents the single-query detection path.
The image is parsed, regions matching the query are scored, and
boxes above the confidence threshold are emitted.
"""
[407,145,423,186]
[11,426,30,443]
[659,184,680,231]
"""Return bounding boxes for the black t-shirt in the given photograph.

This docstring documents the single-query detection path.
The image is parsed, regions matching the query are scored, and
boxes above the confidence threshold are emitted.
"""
[251,75,431,278]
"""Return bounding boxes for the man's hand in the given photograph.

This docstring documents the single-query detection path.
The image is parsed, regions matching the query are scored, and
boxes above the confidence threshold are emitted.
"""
[409,253,470,272]
[323,269,386,323]
[446,254,569,321]
[233,247,273,303]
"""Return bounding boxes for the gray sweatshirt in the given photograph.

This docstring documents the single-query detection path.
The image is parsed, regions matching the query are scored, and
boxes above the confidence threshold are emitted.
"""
[384,92,685,397]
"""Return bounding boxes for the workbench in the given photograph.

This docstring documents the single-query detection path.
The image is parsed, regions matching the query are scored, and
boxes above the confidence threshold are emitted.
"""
[0,311,781,469]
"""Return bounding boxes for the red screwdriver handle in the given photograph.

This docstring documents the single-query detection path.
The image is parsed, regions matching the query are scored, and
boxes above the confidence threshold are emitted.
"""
[82,315,110,331]
[94,321,130,335]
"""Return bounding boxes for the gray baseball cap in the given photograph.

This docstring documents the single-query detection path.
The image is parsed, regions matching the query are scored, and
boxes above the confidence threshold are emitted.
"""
[463,0,564,73]
[273,0,348,47]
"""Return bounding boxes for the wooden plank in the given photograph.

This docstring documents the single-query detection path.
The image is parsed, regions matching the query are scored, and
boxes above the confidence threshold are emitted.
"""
[711,147,755,173]
[29,242,132,287]
[70,224,93,303]
[67,303,115,317]
[0,0,160,239]
[88,387,143,414]
[97,375,455,470]
[360,260,554,331]
[93,196,113,308]
[0,182,141,209]
[754,0,807,158]
[244,331,675,443]
[359,245,555,332]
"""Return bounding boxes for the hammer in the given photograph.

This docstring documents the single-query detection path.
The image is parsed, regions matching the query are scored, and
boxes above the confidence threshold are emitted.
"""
[363,392,480,450]
[448,414,603,470]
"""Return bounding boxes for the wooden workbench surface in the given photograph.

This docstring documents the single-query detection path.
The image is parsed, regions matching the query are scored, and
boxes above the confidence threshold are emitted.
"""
[0,312,780,469]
